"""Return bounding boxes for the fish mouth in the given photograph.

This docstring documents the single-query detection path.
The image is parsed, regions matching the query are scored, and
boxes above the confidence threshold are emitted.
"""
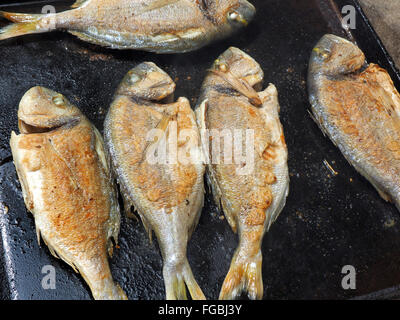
[237,0,256,25]
[226,1,256,27]
[18,118,79,134]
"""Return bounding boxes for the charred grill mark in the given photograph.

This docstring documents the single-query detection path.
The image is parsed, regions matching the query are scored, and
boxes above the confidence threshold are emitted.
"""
[196,0,218,25]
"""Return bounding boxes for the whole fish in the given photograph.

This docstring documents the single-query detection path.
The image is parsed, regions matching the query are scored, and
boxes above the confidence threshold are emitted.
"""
[104,62,205,299]
[10,87,127,300]
[0,0,256,53]
[308,34,400,210]
[195,47,289,300]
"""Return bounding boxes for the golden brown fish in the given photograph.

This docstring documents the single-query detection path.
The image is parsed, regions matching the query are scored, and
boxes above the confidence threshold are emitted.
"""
[0,0,256,53]
[195,47,289,299]
[10,87,127,300]
[308,34,400,210]
[104,62,205,299]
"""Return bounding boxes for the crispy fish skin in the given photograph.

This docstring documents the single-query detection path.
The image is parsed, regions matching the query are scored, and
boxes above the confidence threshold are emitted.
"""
[308,34,400,209]
[10,87,127,300]
[195,47,289,300]
[104,62,205,300]
[0,0,256,53]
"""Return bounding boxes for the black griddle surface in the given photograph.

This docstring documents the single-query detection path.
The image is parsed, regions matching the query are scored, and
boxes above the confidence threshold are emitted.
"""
[1,0,400,300]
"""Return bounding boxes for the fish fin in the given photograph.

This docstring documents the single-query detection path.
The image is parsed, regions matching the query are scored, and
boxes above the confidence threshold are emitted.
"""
[209,69,262,107]
[107,238,114,257]
[219,249,263,300]
[90,280,128,300]
[112,284,128,300]
[92,126,108,174]
[372,184,392,203]
[140,112,174,164]
[142,216,154,244]
[207,170,238,232]
[0,19,52,41]
[41,234,80,273]
[47,245,60,260]
[62,257,80,274]
[163,258,206,300]
[378,190,391,202]
[258,83,278,108]
[307,109,328,138]
[220,198,237,233]
[41,236,60,260]
[0,11,42,23]
[134,209,153,244]
[122,196,139,221]
[195,99,211,164]
[35,225,41,246]
[115,284,128,300]
[71,0,88,8]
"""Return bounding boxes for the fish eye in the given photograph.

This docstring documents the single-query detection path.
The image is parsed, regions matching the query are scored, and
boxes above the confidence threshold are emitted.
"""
[52,95,65,106]
[218,63,228,73]
[129,73,141,84]
[228,11,239,21]
[227,10,248,26]
[313,47,331,59]
[214,59,228,72]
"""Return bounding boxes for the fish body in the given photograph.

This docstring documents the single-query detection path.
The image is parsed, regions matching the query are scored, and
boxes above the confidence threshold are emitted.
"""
[0,0,256,53]
[308,34,400,209]
[10,87,127,300]
[195,47,289,299]
[104,62,205,299]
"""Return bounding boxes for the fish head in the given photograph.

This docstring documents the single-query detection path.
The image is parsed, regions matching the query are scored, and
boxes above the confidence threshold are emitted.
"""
[217,0,256,28]
[309,34,365,76]
[116,62,176,101]
[17,86,81,134]
[212,46,263,87]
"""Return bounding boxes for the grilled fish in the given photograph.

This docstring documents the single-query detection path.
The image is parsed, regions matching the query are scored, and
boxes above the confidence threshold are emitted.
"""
[0,0,256,53]
[104,62,205,299]
[10,87,127,300]
[308,34,400,210]
[195,47,289,299]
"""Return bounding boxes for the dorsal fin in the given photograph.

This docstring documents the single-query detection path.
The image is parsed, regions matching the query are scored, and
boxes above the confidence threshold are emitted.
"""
[71,0,88,8]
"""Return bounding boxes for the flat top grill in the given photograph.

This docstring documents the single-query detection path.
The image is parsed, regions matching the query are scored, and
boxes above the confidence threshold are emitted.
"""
[0,0,400,300]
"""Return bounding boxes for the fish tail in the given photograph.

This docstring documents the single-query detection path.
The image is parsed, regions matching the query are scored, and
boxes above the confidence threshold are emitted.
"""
[92,283,128,300]
[219,249,263,300]
[89,277,128,300]
[113,284,128,300]
[0,11,42,23]
[0,13,55,41]
[163,258,206,300]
